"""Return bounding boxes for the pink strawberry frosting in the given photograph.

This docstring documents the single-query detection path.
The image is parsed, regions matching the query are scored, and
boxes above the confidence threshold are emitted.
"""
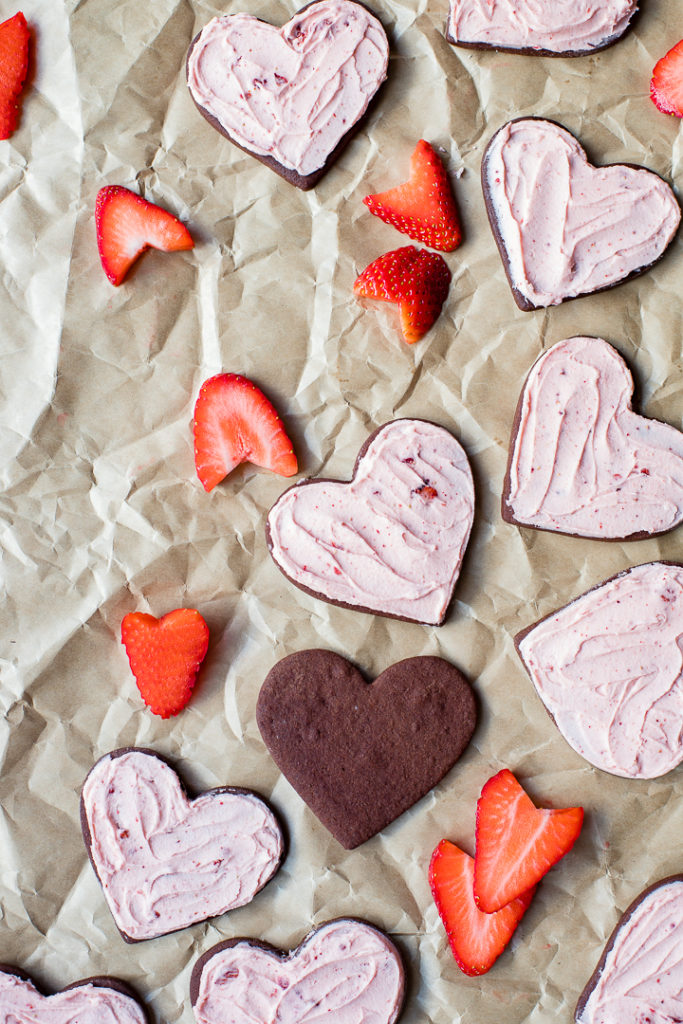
[448,0,637,54]
[483,119,680,308]
[576,879,683,1024]
[518,562,683,779]
[505,336,683,538]
[81,750,283,941]
[193,919,404,1024]
[0,974,146,1024]
[186,0,389,176]
[266,419,475,625]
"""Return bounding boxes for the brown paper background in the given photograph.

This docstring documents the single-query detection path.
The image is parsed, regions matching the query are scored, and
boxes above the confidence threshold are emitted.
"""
[1,0,681,1021]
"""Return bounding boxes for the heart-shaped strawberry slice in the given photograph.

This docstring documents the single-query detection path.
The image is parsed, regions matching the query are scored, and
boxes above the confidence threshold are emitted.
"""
[266,419,474,625]
[81,749,284,941]
[0,969,148,1024]
[503,336,683,540]
[482,118,680,309]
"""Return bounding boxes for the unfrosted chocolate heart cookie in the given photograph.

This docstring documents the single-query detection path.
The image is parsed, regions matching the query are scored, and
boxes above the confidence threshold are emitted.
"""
[191,918,405,1024]
[503,336,683,540]
[81,748,284,941]
[256,650,477,848]
[447,0,638,56]
[516,562,683,779]
[575,876,683,1023]
[0,969,148,1024]
[266,419,475,625]
[186,0,389,190]
[482,118,680,310]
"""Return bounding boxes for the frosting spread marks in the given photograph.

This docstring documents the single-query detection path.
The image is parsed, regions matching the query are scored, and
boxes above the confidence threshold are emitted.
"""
[266,419,475,625]
[482,119,681,309]
[448,0,638,55]
[0,974,147,1024]
[517,562,683,779]
[192,919,405,1024]
[186,0,389,177]
[504,336,683,539]
[576,878,683,1024]
[81,749,284,941]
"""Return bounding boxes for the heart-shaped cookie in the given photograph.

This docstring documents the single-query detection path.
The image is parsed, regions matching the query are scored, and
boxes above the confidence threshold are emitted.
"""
[256,650,477,848]
[575,876,683,1023]
[516,562,683,779]
[0,969,148,1024]
[447,0,638,56]
[186,0,389,190]
[482,118,681,310]
[191,918,405,1024]
[503,336,683,540]
[80,748,284,941]
[266,419,475,625]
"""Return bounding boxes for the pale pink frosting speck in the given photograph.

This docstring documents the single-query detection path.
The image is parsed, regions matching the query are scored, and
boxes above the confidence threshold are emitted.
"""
[483,119,680,308]
[187,0,388,176]
[518,562,683,779]
[506,336,683,538]
[193,919,404,1024]
[0,975,147,1024]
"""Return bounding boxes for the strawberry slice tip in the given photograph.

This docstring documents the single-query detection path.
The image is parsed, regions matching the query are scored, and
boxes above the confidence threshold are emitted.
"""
[95,186,194,286]
[121,609,210,719]
[354,245,451,344]
[193,373,298,492]
[0,11,30,141]
[429,839,535,976]
[473,768,583,914]
[363,140,462,252]
[651,38,683,118]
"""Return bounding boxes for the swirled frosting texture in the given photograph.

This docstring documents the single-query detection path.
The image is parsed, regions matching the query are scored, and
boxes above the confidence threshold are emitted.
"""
[193,919,404,1024]
[186,0,388,176]
[0,975,147,1024]
[448,0,637,54]
[266,419,475,624]
[81,750,283,941]
[576,879,683,1024]
[505,337,683,539]
[518,562,683,779]
[483,119,681,309]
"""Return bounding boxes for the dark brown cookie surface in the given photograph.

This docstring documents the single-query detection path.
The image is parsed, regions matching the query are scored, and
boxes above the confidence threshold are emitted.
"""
[0,968,150,1023]
[256,650,477,848]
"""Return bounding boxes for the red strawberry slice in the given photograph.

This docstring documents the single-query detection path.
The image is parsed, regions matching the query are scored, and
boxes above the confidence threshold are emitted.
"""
[429,839,535,976]
[0,12,30,140]
[651,38,683,118]
[95,186,194,285]
[193,373,298,492]
[353,245,451,344]
[363,140,462,252]
[121,609,209,718]
[474,769,583,914]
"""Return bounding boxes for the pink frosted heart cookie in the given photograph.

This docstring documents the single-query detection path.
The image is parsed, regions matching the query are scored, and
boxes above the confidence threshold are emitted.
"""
[575,876,683,1023]
[447,0,638,56]
[482,118,681,310]
[80,748,284,942]
[503,336,683,540]
[516,562,683,779]
[186,0,389,190]
[191,918,405,1024]
[266,419,475,625]
[0,969,148,1024]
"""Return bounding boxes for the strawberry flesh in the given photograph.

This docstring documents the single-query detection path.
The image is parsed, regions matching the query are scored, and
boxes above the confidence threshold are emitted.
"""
[0,12,30,140]
[95,186,194,285]
[121,609,209,718]
[363,140,462,252]
[474,769,583,914]
[193,373,298,492]
[651,38,683,117]
[429,839,535,976]
[354,245,451,344]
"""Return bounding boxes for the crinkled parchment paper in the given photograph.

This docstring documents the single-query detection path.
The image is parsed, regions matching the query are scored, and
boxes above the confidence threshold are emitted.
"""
[1,0,682,1021]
